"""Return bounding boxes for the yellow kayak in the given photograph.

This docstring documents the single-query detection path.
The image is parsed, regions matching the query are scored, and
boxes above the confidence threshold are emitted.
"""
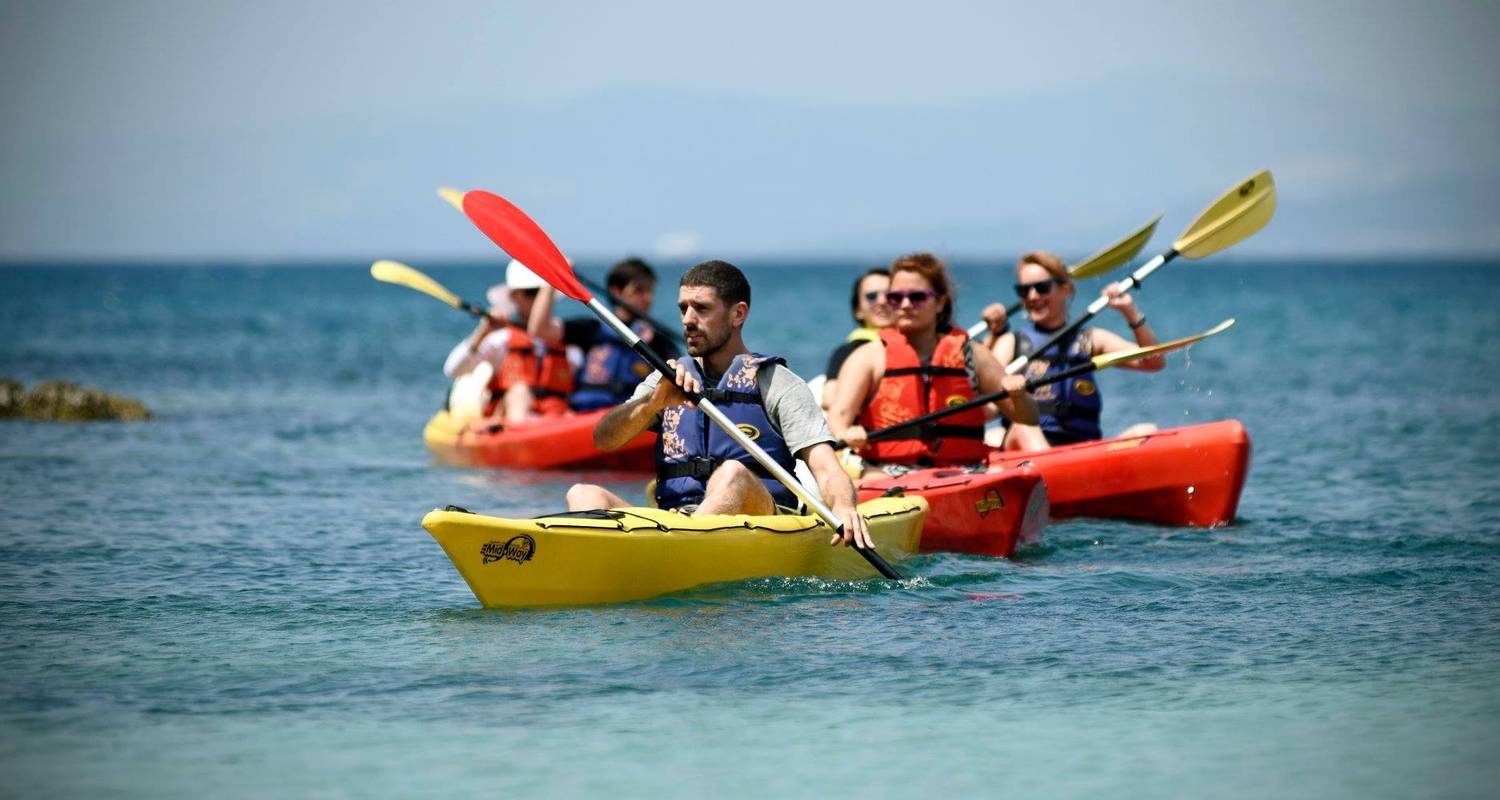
[422,497,928,608]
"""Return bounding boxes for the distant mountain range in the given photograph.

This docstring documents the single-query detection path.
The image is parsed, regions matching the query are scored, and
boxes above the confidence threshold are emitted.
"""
[4,75,1497,259]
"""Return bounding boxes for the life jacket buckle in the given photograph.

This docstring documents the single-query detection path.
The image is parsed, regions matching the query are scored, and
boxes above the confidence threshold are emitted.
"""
[685,456,716,480]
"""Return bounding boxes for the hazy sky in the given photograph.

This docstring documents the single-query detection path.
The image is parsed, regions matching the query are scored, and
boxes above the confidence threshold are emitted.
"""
[2,0,1497,260]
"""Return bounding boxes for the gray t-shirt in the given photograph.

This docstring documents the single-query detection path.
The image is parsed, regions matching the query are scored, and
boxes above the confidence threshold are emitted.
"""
[628,359,835,458]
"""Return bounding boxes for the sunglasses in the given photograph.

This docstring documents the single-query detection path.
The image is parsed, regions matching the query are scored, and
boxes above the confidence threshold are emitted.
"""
[1013,279,1058,298]
[862,290,889,305]
[885,289,942,308]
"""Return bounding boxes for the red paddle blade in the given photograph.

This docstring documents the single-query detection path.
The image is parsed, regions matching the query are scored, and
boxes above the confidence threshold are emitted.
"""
[459,190,593,303]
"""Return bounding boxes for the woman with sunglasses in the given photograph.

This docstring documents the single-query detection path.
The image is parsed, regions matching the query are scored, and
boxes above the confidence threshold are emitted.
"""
[818,268,896,411]
[828,253,1037,478]
[984,251,1164,451]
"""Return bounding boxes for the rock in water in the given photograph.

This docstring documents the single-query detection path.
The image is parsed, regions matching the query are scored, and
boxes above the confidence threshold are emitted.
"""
[1,378,151,422]
[0,378,23,418]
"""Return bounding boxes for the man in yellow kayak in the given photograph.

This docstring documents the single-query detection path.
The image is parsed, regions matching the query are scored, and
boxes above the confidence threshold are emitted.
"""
[980,251,1163,450]
[566,260,874,549]
[827,253,1038,479]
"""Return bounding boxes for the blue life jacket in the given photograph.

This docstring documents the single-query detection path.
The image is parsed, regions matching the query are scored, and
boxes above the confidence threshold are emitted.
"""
[1015,322,1102,444]
[570,319,655,411]
[654,353,800,511]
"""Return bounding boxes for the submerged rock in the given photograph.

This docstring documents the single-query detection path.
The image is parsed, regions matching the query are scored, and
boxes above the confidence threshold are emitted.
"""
[0,378,22,416]
[0,378,151,422]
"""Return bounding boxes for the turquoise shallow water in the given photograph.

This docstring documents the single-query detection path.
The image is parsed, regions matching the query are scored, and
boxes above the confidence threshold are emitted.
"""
[2,260,1499,798]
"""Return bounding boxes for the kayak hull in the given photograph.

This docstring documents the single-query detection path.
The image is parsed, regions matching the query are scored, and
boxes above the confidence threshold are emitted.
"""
[987,419,1251,527]
[856,463,1049,557]
[422,496,927,608]
[423,408,655,471]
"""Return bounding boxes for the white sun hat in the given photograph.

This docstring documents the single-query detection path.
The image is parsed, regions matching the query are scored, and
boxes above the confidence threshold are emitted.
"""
[504,259,546,291]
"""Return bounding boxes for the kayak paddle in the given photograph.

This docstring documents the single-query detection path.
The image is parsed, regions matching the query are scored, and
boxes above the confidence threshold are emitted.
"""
[965,212,1163,338]
[438,187,686,348]
[575,273,687,348]
[854,319,1236,447]
[370,259,502,322]
[1005,170,1275,375]
[446,188,905,581]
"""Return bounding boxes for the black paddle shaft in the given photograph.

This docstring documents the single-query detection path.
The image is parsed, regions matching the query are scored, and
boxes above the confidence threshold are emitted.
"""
[863,248,1183,444]
[442,293,510,326]
[857,360,1099,446]
[1022,249,1180,364]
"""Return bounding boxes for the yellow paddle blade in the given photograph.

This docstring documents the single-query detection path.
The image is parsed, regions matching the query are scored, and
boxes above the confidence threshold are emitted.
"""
[1173,170,1276,259]
[1091,318,1236,370]
[1069,213,1163,280]
[370,260,464,309]
[436,186,466,211]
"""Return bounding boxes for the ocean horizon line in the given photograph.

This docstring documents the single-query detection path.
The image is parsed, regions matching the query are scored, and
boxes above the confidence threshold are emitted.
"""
[4,252,1500,270]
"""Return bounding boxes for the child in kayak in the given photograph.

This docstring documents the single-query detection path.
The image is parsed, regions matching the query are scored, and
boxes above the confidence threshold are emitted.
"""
[818,267,895,411]
[442,258,578,423]
[979,251,1163,450]
[828,253,1038,480]
[566,260,875,550]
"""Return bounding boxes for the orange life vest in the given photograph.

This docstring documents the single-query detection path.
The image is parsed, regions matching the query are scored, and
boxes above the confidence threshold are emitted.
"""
[487,325,575,416]
[857,327,989,465]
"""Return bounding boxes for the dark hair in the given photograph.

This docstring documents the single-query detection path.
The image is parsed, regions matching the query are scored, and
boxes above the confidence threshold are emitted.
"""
[606,257,657,292]
[849,267,891,323]
[680,260,750,307]
[890,252,955,330]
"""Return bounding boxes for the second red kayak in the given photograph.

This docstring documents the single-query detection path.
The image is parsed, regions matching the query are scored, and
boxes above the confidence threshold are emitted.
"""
[987,418,1251,527]
[423,408,656,471]
[856,463,1049,558]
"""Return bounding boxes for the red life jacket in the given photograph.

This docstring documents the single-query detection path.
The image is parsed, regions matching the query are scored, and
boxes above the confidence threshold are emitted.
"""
[486,326,575,414]
[858,327,989,465]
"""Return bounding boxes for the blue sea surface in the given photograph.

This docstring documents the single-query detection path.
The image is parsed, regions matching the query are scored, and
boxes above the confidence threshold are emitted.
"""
[2,260,1498,798]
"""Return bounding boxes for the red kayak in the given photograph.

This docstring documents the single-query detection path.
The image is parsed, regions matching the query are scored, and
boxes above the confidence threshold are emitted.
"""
[423,409,655,471]
[857,463,1049,557]
[987,419,1250,527]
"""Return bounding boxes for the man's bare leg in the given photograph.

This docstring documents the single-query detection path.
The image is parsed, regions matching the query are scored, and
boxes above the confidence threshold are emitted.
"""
[695,460,776,516]
[566,483,631,511]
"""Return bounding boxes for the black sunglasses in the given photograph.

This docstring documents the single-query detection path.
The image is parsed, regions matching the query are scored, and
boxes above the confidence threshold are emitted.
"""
[862,290,888,305]
[1013,279,1058,298]
[885,289,942,308]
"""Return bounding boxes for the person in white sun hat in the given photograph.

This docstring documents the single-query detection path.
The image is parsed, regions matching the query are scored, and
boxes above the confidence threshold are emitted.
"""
[442,259,579,424]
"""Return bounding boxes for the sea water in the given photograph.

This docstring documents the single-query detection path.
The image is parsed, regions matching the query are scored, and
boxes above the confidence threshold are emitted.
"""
[2,260,1498,798]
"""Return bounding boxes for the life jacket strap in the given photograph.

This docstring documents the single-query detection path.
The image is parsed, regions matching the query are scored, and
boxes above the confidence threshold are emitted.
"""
[701,388,761,405]
[660,456,780,482]
[660,457,718,481]
[882,365,969,378]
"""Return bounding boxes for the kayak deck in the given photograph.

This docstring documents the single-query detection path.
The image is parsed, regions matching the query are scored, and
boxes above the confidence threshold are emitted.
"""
[857,463,1049,557]
[423,496,927,608]
[988,418,1251,527]
[423,408,655,471]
